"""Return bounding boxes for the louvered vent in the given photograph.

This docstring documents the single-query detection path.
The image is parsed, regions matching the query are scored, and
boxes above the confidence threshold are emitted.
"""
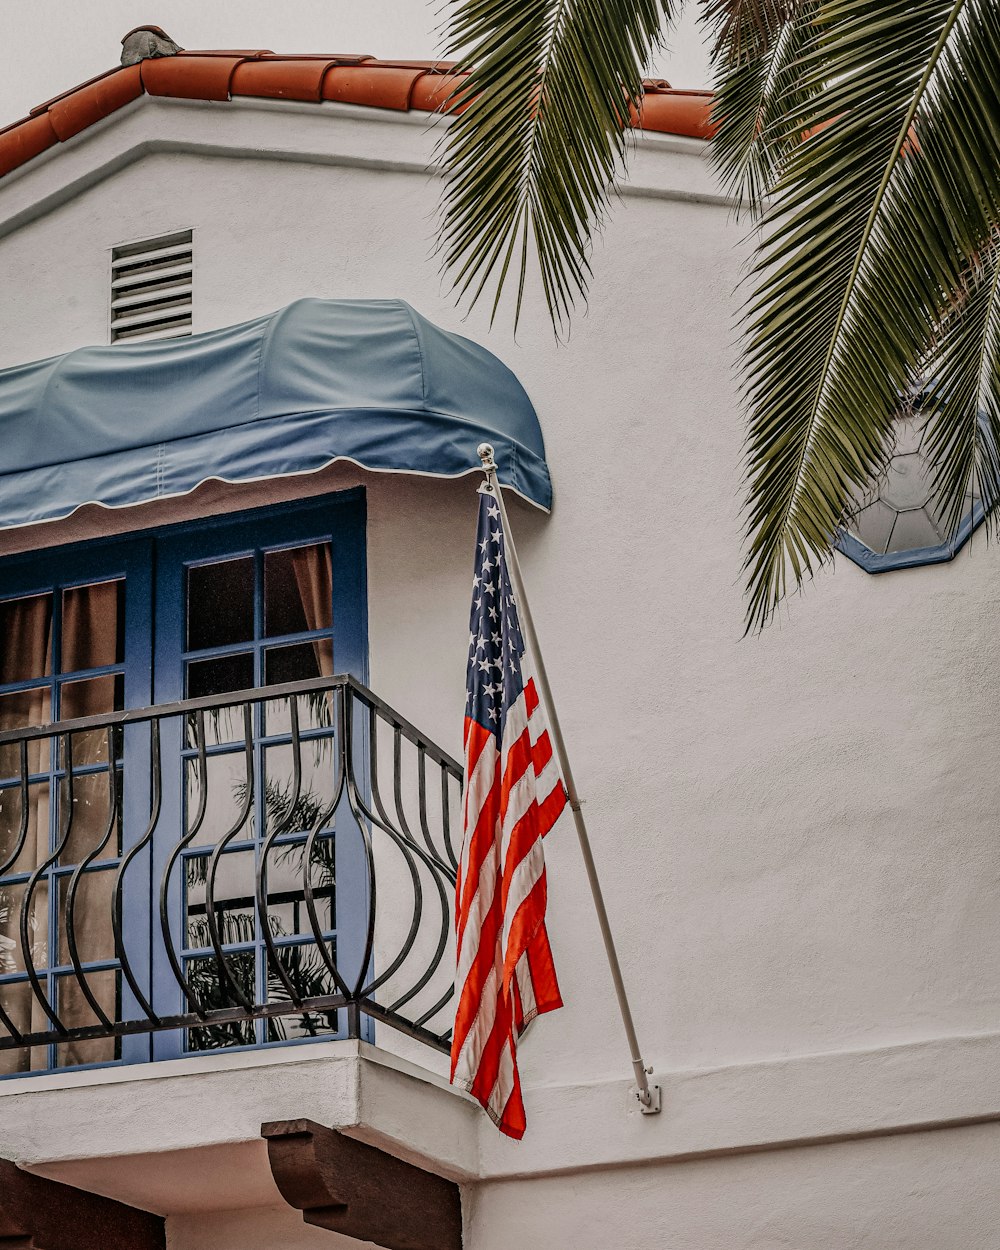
[111,230,193,343]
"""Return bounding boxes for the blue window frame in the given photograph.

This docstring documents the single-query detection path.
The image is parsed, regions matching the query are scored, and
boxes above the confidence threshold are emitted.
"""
[0,490,368,1074]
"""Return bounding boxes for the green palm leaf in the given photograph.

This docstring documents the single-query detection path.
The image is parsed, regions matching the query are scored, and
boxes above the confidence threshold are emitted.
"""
[742,0,1000,630]
[921,233,1000,536]
[705,0,818,207]
[437,0,675,329]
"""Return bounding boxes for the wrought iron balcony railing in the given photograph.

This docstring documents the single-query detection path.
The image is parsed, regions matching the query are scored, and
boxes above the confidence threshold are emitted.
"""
[0,676,461,1073]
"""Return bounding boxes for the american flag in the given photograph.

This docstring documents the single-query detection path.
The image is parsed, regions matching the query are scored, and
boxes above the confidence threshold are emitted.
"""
[450,487,566,1139]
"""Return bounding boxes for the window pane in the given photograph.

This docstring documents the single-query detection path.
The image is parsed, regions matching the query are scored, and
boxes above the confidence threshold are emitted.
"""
[184,849,256,950]
[54,970,121,1067]
[0,687,50,781]
[0,781,50,875]
[61,580,124,672]
[186,652,254,699]
[0,594,52,684]
[57,870,118,965]
[266,941,339,1041]
[184,750,255,847]
[264,640,333,686]
[184,952,256,1050]
[0,879,48,973]
[264,544,332,638]
[59,769,123,864]
[187,558,254,650]
[0,980,47,1073]
[259,835,336,935]
[59,675,124,769]
[264,743,336,837]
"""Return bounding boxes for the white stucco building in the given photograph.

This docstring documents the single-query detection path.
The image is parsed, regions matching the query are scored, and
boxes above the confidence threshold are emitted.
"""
[0,28,998,1250]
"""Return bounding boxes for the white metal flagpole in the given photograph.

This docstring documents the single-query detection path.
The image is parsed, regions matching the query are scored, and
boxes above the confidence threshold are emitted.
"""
[477,443,661,1114]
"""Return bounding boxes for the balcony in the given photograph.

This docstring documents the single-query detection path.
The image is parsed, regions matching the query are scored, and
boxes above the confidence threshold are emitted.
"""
[0,675,461,1073]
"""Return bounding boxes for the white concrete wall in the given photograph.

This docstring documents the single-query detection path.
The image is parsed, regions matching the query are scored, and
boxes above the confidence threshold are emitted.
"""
[2,97,1000,1246]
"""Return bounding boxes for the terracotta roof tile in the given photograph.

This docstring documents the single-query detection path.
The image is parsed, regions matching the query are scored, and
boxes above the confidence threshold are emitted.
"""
[0,49,716,182]
[638,87,715,140]
[140,54,247,101]
[0,113,57,178]
[322,64,426,111]
[47,64,143,141]
[230,59,343,104]
[410,69,469,114]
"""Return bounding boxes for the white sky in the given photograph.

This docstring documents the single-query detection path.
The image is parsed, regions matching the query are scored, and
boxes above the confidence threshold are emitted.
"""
[0,2,712,128]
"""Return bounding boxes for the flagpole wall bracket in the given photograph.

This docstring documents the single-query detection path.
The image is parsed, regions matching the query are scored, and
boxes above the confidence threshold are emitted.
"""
[637,1083,662,1115]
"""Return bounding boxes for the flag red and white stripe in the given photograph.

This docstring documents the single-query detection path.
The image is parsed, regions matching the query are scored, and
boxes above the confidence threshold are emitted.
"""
[450,489,566,1138]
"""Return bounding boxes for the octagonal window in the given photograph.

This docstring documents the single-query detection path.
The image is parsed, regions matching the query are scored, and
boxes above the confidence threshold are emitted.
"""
[837,416,987,572]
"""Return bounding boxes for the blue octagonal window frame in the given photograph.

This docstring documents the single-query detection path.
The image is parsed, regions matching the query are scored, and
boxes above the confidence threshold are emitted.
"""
[836,499,988,573]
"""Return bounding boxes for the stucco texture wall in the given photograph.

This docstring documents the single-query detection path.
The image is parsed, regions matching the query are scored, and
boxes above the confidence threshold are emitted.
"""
[1,107,999,1241]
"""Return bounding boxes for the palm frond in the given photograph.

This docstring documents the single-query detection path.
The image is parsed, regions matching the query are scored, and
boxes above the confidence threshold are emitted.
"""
[704,0,818,206]
[921,233,1000,535]
[437,0,675,330]
[741,0,1000,630]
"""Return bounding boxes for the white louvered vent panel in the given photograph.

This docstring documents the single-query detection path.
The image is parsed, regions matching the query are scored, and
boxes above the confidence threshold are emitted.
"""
[111,230,193,344]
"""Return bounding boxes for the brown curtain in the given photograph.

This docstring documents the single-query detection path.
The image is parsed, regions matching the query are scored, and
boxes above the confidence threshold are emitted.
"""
[0,582,122,1073]
[291,545,334,676]
[0,596,53,1074]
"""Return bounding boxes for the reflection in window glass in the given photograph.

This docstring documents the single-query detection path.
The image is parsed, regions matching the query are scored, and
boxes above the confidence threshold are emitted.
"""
[184,951,257,1050]
[186,652,254,699]
[266,941,339,1041]
[187,558,254,650]
[264,640,333,686]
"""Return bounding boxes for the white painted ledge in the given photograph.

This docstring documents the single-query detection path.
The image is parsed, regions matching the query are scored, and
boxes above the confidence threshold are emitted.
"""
[0,93,730,243]
[3,1027,1000,1213]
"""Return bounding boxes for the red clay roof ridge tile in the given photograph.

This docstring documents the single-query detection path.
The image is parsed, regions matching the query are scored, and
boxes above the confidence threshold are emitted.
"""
[0,51,716,183]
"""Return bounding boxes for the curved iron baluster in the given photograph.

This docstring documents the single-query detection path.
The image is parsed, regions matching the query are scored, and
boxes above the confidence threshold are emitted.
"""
[300,685,352,1000]
[341,690,378,1001]
[20,733,77,1035]
[0,739,31,1045]
[391,726,420,850]
[256,697,305,1008]
[202,703,256,1013]
[344,703,424,1000]
[344,707,453,1015]
[416,749,441,861]
[367,705,395,832]
[349,791,422,1002]
[440,767,459,873]
[63,727,119,1027]
[0,739,31,877]
[113,718,161,1023]
[412,977,456,1033]
[159,710,211,1017]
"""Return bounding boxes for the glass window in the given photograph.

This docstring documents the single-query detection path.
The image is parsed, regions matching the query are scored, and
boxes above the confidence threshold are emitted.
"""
[186,558,254,651]
[841,416,984,570]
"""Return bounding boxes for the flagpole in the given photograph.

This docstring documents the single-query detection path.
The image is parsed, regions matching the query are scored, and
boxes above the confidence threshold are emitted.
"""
[477,444,661,1114]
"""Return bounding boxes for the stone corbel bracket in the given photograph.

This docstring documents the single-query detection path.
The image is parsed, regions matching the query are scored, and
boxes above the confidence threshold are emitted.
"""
[261,1118,462,1250]
[0,1159,165,1250]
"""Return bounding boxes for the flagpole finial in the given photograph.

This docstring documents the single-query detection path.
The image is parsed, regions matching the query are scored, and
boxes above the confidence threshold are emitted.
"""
[477,443,497,473]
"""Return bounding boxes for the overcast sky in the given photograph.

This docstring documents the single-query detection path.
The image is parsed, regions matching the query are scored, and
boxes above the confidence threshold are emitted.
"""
[0,2,712,127]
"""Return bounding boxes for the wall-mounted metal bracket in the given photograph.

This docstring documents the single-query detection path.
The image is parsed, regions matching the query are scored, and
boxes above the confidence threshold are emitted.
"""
[637,1083,662,1114]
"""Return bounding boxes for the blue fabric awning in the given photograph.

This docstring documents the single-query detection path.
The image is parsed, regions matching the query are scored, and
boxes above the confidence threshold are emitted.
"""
[0,298,552,529]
